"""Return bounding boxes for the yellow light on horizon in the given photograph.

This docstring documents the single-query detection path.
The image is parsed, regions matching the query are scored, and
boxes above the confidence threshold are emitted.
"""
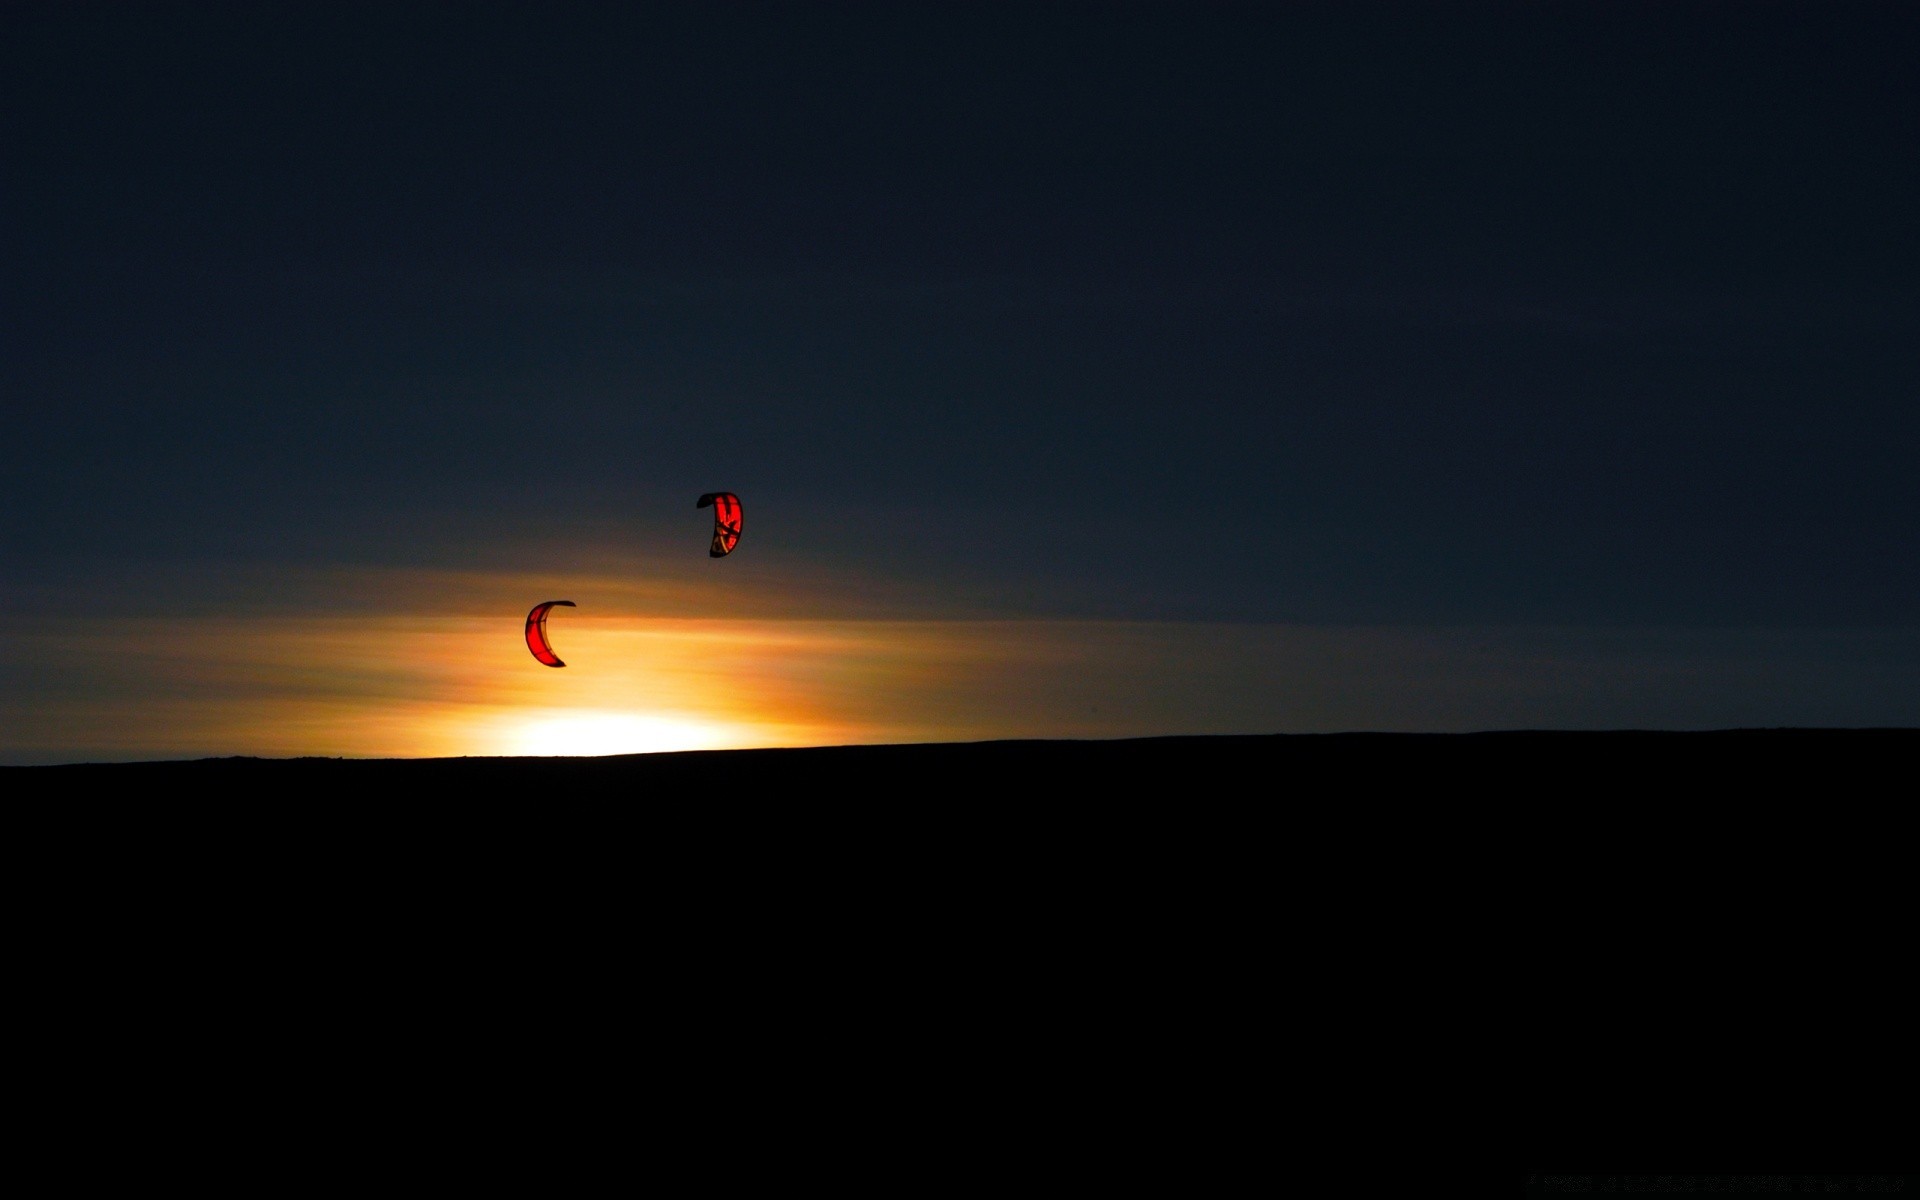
[10,592,1350,764]
[494,710,742,758]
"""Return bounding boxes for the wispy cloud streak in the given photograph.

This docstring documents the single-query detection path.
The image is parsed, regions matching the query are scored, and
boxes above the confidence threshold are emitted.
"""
[3,564,1913,764]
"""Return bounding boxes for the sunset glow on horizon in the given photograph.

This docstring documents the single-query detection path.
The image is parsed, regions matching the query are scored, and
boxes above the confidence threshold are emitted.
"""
[2,608,882,762]
[492,711,742,757]
[4,559,1912,766]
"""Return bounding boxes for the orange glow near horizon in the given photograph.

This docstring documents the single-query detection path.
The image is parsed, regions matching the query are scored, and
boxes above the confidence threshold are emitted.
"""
[487,711,739,757]
[16,562,1878,765]
[245,613,897,759]
[4,606,1004,762]
[16,593,1344,762]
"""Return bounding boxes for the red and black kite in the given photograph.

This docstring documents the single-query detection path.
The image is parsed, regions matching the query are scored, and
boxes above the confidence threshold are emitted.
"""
[697,492,742,557]
[525,600,576,667]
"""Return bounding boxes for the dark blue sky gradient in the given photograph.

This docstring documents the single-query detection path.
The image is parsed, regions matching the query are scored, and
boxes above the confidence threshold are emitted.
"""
[6,1,1916,625]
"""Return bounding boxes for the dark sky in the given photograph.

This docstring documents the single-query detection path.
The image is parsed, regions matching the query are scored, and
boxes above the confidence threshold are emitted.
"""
[6,0,1917,631]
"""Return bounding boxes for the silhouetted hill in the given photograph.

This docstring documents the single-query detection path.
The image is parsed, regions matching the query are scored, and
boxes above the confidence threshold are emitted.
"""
[10,727,1913,797]
[8,729,1908,1167]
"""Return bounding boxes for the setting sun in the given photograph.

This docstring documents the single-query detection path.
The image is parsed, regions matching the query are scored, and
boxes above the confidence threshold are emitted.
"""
[494,710,742,757]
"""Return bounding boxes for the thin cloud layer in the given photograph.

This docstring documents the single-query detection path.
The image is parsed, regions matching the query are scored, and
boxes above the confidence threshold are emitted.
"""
[5,562,1913,764]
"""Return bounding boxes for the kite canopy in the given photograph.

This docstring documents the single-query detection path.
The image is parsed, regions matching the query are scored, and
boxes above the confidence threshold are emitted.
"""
[697,492,742,557]
[525,600,575,667]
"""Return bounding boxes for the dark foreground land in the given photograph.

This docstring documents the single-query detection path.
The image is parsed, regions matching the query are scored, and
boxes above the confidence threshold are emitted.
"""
[8,728,1910,1164]
[10,727,1913,795]
[15,726,1909,907]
